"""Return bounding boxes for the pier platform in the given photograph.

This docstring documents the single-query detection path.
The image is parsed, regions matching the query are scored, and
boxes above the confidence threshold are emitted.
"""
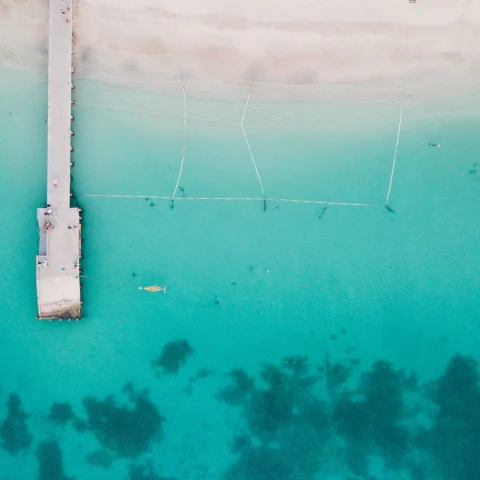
[36,0,81,320]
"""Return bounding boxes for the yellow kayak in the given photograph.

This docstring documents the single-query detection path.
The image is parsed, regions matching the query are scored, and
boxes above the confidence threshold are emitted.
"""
[139,285,166,294]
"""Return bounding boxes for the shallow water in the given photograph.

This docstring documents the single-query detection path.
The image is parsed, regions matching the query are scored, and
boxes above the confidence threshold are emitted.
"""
[1,66,480,479]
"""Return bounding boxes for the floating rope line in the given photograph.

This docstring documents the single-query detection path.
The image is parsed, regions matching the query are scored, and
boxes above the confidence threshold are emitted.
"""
[385,24,409,207]
[241,91,251,126]
[275,198,380,207]
[171,196,264,201]
[75,16,402,212]
[170,13,189,202]
[237,21,271,198]
[83,194,381,207]
[171,87,187,199]
[385,105,404,207]
[241,125,265,196]
[84,194,172,199]
[239,86,266,196]
[84,194,263,200]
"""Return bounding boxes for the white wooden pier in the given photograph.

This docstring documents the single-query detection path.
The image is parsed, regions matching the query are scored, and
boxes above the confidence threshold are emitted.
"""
[36,0,81,320]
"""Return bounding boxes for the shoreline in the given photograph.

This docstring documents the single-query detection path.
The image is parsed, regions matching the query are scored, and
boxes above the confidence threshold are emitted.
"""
[1,1,480,102]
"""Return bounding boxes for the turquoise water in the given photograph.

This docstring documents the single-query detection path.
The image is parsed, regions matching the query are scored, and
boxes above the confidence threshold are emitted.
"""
[1,66,480,479]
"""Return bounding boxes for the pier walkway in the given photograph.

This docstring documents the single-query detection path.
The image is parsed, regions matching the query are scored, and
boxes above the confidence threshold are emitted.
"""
[36,0,81,320]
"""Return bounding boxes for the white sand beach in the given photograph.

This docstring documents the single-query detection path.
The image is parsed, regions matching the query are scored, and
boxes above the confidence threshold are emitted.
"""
[1,0,480,98]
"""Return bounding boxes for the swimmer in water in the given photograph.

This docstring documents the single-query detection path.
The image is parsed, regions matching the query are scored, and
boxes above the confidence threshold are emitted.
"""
[428,143,441,147]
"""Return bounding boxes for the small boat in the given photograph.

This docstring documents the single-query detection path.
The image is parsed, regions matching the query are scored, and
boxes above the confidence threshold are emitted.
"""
[139,285,166,294]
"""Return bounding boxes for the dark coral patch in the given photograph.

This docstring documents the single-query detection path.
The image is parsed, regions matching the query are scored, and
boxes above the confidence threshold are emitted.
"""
[219,353,480,479]
[81,385,164,458]
[245,358,321,440]
[218,357,323,442]
[36,440,74,480]
[47,402,76,426]
[223,428,327,480]
[72,417,87,432]
[0,394,33,455]
[125,459,178,480]
[333,360,410,476]
[324,355,352,396]
[223,445,301,480]
[219,356,328,479]
[421,354,480,480]
[86,448,115,468]
[216,369,255,405]
[152,340,194,375]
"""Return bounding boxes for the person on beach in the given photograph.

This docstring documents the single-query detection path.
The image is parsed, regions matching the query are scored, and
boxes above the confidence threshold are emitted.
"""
[53,179,58,188]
